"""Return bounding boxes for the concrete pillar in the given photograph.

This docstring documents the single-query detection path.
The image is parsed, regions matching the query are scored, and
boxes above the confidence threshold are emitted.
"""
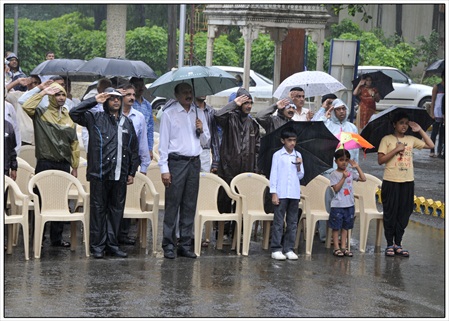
[307,28,326,110]
[268,28,288,95]
[240,25,259,89]
[205,25,218,67]
[106,5,127,58]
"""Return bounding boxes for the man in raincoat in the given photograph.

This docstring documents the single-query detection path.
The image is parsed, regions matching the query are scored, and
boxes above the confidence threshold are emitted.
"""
[22,82,80,248]
[214,87,260,214]
[256,98,297,135]
[69,88,140,259]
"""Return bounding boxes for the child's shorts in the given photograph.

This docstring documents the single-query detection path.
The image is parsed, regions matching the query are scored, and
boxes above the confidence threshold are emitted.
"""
[329,206,355,230]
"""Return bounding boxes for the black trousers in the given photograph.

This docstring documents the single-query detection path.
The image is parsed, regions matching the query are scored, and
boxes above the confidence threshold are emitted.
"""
[162,155,200,251]
[381,180,414,247]
[89,179,127,254]
[35,159,71,244]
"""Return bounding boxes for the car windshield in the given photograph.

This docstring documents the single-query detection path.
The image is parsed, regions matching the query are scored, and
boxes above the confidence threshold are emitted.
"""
[255,72,273,84]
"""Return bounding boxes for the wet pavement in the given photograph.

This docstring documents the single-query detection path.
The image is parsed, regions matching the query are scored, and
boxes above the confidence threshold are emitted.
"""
[3,131,446,319]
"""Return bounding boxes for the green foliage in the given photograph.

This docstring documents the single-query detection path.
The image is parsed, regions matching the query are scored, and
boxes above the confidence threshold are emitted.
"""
[192,32,239,67]
[422,75,441,87]
[416,30,440,67]
[331,19,362,38]
[126,26,168,76]
[331,5,372,23]
[250,34,275,78]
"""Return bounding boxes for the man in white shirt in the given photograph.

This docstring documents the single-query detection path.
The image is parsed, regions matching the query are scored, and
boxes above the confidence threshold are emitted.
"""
[158,82,210,259]
[289,87,314,121]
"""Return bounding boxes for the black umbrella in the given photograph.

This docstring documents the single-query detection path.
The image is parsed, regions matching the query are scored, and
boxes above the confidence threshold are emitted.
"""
[258,121,340,185]
[352,70,394,99]
[30,59,86,76]
[75,57,158,79]
[360,106,434,153]
[425,59,444,76]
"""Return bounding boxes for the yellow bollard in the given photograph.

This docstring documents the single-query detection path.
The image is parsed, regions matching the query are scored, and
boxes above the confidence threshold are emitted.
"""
[376,188,382,204]
[423,199,434,215]
[439,203,445,219]
[414,196,427,214]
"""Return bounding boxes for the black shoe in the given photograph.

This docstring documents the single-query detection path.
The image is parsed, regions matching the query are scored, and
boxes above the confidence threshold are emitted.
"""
[164,249,175,259]
[92,251,104,259]
[118,237,136,245]
[108,250,128,258]
[177,248,197,259]
[51,240,71,247]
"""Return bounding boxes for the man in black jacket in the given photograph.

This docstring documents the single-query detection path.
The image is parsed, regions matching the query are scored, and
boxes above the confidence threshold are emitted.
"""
[69,88,140,259]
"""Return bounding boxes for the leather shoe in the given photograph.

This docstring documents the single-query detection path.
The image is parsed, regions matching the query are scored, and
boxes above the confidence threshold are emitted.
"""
[177,248,197,259]
[118,237,136,245]
[92,251,104,259]
[108,250,128,258]
[164,249,175,259]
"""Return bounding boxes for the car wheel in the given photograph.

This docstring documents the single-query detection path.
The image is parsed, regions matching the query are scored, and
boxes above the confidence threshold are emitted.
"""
[152,100,166,117]
[418,97,431,108]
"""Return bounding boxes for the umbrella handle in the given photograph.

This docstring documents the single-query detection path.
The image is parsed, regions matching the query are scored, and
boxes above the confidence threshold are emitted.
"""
[191,78,201,138]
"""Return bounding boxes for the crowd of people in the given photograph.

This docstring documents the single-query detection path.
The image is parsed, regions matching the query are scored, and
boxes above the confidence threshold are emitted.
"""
[4,50,438,261]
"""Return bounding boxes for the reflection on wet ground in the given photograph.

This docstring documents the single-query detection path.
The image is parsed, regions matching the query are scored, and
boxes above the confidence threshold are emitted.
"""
[3,213,445,318]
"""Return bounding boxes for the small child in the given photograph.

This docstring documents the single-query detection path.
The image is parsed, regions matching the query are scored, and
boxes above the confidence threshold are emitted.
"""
[329,149,366,257]
[269,127,304,260]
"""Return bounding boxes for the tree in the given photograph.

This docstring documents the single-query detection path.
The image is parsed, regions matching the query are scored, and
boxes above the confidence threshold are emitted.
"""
[330,4,372,23]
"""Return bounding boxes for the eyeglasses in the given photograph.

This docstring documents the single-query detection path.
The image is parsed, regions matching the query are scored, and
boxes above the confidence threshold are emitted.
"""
[109,96,121,101]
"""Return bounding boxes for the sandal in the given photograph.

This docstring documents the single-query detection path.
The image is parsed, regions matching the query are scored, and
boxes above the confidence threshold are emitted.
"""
[343,248,353,257]
[393,245,410,257]
[385,246,395,257]
[333,248,344,257]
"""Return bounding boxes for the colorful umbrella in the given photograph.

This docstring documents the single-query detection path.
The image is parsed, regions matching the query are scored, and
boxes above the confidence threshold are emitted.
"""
[336,132,374,151]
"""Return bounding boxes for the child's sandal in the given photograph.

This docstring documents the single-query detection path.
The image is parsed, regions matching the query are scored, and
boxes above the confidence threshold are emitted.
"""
[393,245,410,257]
[385,245,395,257]
[333,248,344,257]
[343,248,353,257]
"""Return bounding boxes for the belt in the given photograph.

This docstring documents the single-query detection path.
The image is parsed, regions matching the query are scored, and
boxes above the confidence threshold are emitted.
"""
[168,153,199,161]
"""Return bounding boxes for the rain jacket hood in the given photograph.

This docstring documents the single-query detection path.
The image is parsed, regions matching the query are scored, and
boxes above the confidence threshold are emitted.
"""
[236,87,253,101]
[47,82,67,109]
[330,98,350,124]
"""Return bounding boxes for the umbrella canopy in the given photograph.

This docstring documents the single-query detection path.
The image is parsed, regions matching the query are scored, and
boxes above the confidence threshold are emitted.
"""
[147,65,238,99]
[258,121,340,185]
[360,106,434,153]
[74,57,158,79]
[30,59,86,76]
[273,71,346,99]
[425,59,444,76]
[352,71,394,99]
[336,132,374,151]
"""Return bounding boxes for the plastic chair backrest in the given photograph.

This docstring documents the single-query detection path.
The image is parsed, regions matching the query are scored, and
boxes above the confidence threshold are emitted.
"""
[353,173,381,210]
[146,164,165,206]
[302,175,330,211]
[125,172,147,210]
[28,170,85,214]
[230,172,269,213]
[18,145,36,168]
[197,172,238,212]
[16,158,35,196]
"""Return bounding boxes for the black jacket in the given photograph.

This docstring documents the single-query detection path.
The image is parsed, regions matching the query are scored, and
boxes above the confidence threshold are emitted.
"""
[69,97,140,182]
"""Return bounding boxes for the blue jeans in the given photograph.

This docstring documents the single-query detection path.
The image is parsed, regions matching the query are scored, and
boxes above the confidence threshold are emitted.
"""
[271,198,299,253]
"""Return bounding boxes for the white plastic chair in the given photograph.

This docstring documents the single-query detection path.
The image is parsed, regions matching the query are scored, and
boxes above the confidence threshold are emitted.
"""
[353,173,384,252]
[28,170,90,259]
[299,175,331,255]
[5,176,30,260]
[194,172,242,257]
[9,158,35,247]
[18,145,36,168]
[145,163,165,211]
[230,172,274,256]
[123,172,160,253]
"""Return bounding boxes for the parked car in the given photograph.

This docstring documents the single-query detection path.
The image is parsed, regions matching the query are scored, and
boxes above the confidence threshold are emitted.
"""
[356,66,433,110]
[146,66,274,116]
